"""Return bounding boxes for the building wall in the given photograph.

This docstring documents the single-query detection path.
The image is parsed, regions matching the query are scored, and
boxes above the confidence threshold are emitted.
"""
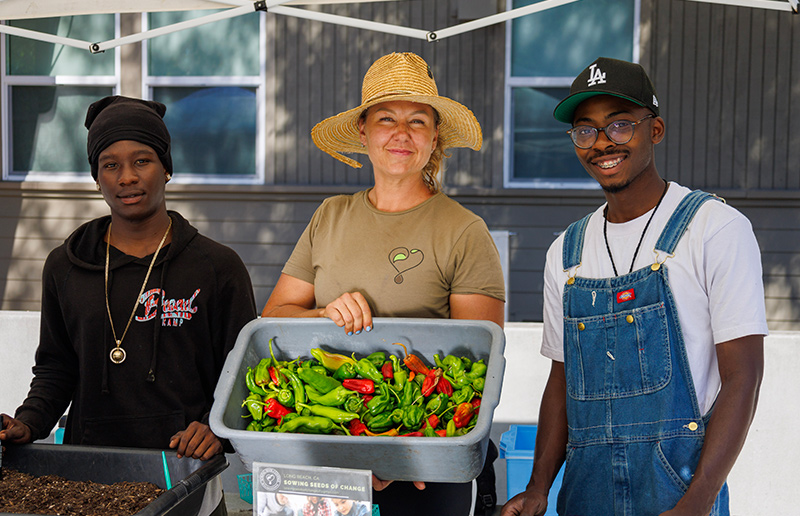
[1,0,799,328]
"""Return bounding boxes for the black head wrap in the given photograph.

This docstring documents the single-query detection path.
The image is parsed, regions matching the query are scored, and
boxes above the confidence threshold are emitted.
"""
[85,96,172,180]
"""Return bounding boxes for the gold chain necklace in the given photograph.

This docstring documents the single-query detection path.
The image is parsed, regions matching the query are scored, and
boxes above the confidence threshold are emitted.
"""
[105,218,173,364]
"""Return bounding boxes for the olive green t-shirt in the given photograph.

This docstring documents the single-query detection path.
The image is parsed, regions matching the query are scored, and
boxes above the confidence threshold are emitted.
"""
[282,189,505,319]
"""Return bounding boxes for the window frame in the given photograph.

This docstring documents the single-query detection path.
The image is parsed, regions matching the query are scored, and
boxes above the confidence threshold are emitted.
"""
[1,16,121,182]
[140,11,267,186]
[502,0,642,189]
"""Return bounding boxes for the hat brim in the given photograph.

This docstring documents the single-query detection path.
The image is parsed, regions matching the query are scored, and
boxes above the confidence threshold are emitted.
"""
[553,91,649,124]
[312,94,482,168]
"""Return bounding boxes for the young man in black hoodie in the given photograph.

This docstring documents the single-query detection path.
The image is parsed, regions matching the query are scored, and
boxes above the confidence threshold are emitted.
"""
[1,96,258,515]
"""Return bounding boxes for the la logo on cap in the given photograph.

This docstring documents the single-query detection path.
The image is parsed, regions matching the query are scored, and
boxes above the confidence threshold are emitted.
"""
[587,63,606,87]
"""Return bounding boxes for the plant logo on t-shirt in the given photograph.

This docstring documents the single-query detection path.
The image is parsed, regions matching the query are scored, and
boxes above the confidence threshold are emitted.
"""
[137,288,201,327]
[388,247,424,284]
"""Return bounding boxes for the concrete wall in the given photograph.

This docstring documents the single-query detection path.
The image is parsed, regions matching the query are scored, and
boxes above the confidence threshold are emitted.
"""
[1,313,796,514]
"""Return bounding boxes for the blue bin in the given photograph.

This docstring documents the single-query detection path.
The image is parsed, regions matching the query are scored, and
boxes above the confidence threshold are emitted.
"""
[499,425,564,516]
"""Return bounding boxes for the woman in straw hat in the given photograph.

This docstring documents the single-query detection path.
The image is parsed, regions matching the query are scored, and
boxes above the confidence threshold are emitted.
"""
[262,52,505,515]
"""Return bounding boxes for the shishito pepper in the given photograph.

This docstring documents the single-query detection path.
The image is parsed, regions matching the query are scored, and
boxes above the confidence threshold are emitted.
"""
[297,366,342,394]
[366,351,387,369]
[452,385,475,405]
[342,378,375,394]
[366,383,394,416]
[333,362,358,381]
[254,358,272,386]
[245,368,269,396]
[389,355,407,392]
[467,360,487,379]
[297,403,359,424]
[353,355,384,383]
[279,367,306,409]
[472,377,485,392]
[343,394,364,415]
[277,387,295,407]
[305,385,352,406]
[392,342,431,375]
[310,348,357,372]
[278,415,335,434]
[401,379,421,408]
[366,412,394,432]
[401,405,425,431]
[452,402,476,428]
[242,393,263,420]
[425,393,449,416]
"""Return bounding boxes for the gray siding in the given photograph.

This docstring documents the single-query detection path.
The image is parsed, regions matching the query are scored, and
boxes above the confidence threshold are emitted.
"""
[1,0,799,331]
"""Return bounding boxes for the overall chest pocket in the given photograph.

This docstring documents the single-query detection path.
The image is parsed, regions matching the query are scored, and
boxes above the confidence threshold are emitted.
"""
[564,301,672,401]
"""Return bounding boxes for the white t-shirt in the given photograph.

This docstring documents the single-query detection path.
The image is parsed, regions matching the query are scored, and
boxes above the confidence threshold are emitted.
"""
[541,182,768,414]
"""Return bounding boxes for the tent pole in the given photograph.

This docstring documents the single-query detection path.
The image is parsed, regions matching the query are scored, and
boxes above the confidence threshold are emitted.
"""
[429,0,579,41]
[92,4,257,52]
[682,0,794,10]
[269,6,429,40]
[0,24,89,50]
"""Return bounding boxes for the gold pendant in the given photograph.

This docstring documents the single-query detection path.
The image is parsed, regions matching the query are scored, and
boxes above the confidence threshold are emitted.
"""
[110,346,126,364]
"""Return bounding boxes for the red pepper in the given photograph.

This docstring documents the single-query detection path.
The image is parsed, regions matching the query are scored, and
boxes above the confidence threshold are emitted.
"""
[349,419,368,436]
[362,394,374,406]
[421,368,442,397]
[381,361,394,381]
[452,402,476,428]
[342,378,375,394]
[427,414,440,429]
[264,398,292,420]
[435,429,447,437]
[268,365,281,386]
[392,342,431,375]
[436,376,454,396]
[400,431,424,437]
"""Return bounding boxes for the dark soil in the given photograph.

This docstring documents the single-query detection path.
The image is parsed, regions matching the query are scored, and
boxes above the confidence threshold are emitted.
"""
[0,468,165,515]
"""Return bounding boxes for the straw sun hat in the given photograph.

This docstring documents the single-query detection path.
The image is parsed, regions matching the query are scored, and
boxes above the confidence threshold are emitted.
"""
[311,52,483,168]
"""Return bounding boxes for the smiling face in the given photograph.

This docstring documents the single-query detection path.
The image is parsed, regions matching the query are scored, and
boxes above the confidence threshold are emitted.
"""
[358,100,439,185]
[571,95,664,194]
[96,140,168,224]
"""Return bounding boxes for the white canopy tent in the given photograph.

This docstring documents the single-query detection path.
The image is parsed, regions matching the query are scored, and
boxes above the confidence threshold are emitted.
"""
[0,0,797,53]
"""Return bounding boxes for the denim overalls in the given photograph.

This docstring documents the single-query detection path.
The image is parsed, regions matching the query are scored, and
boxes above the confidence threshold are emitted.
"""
[557,191,728,516]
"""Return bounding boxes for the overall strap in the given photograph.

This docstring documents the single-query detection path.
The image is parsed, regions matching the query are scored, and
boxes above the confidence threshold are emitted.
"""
[654,190,723,255]
[561,213,593,270]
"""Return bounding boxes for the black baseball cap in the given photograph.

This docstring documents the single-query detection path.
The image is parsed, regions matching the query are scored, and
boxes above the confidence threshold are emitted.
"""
[553,57,660,124]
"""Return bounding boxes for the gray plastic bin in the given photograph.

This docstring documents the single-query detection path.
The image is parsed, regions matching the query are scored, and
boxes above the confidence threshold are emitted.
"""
[1,443,228,516]
[210,317,505,483]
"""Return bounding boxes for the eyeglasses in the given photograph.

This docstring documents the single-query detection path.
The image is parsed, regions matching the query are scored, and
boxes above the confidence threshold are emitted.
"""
[567,114,655,149]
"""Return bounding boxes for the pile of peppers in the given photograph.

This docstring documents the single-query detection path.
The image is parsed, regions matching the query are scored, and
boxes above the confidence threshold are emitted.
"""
[241,339,487,437]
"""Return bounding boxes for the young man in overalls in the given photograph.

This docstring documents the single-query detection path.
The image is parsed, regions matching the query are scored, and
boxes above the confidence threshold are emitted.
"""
[502,58,767,516]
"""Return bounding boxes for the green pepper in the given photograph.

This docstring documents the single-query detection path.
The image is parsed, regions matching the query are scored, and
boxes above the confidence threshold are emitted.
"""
[310,348,357,372]
[305,385,352,407]
[366,384,394,416]
[342,394,365,415]
[278,415,335,434]
[467,360,487,379]
[277,387,295,407]
[445,371,473,389]
[388,355,407,392]
[246,420,260,432]
[452,385,475,405]
[366,351,387,369]
[460,356,473,370]
[366,413,394,432]
[401,405,425,431]
[390,408,405,425]
[433,353,446,370]
[297,366,342,394]
[446,418,457,437]
[354,355,384,383]
[422,419,437,438]
[242,393,263,420]
[254,358,273,386]
[472,377,485,392]
[310,365,327,375]
[280,367,306,409]
[425,393,450,416]
[333,362,358,381]
[401,380,421,408]
[245,368,269,396]
[297,403,360,424]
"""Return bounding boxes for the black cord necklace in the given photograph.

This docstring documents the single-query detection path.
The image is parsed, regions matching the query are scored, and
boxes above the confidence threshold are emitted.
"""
[603,179,669,277]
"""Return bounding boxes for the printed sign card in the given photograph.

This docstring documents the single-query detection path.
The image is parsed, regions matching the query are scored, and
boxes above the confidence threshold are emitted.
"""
[252,462,373,516]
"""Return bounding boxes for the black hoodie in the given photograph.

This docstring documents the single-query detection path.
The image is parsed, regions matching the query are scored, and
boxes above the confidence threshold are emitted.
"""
[15,211,257,448]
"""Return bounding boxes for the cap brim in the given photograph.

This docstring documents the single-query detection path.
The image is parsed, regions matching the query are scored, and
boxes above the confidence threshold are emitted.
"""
[553,91,648,124]
[312,94,482,168]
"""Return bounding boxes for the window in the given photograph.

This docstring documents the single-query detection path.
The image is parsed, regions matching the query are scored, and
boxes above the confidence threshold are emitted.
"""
[2,15,119,181]
[143,10,264,184]
[504,0,639,188]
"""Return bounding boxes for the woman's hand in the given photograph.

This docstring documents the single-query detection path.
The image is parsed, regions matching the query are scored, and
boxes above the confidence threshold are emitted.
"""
[323,292,373,336]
